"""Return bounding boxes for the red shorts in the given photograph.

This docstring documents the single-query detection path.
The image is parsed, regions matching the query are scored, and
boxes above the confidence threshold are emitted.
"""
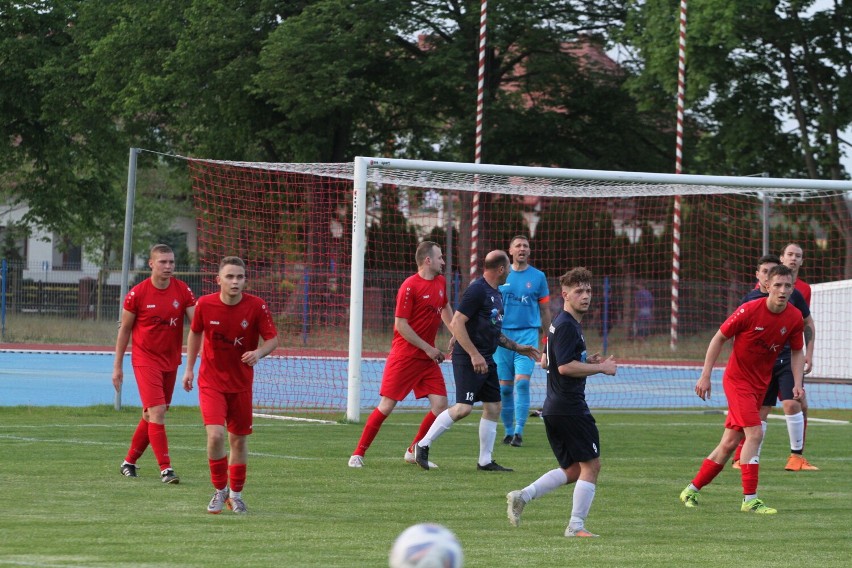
[133,366,177,410]
[723,377,763,431]
[199,387,253,436]
[379,352,447,402]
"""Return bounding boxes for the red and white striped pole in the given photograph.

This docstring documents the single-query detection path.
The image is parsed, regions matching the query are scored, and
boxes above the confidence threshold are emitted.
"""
[470,0,487,280]
[670,0,687,351]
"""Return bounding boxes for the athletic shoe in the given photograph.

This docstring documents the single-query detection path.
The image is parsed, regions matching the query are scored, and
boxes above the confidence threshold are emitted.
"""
[680,486,699,508]
[741,497,777,514]
[415,444,431,470]
[207,489,228,514]
[348,455,364,468]
[510,434,523,447]
[160,468,180,484]
[119,462,138,478]
[227,495,248,514]
[506,490,525,527]
[477,460,513,472]
[565,527,599,538]
[731,459,741,470]
[785,454,819,471]
[404,448,438,469]
[502,435,513,445]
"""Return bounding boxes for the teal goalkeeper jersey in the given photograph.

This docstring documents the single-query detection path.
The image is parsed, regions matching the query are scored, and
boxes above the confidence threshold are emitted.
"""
[498,265,550,330]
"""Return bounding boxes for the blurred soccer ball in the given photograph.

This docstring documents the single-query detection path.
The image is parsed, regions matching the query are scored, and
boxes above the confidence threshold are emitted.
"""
[388,523,464,568]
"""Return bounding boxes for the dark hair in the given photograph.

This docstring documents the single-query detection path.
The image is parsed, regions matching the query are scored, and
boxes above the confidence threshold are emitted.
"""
[219,256,246,270]
[509,235,530,247]
[756,254,779,270]
[560,267,592,288]
[767,264,793,280]
[415,241,439,266]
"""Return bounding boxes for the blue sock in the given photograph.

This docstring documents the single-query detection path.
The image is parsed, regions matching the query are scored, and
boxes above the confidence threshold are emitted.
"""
[515,380,530,435]
[500,384,515,436]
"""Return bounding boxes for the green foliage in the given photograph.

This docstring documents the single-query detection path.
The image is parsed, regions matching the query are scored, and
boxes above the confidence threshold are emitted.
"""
[0,406,849,567]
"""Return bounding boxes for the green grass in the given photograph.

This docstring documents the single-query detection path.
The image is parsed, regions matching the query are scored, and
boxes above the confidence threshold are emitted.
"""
[1,407,849,567]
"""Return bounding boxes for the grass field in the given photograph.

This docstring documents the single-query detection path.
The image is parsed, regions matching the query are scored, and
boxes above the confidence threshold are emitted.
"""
[1,406,849,567]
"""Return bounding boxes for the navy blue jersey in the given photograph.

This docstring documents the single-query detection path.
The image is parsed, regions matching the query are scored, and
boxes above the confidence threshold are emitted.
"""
[452,277,504,359]
[739,287,809,359]
[542,310,591,416]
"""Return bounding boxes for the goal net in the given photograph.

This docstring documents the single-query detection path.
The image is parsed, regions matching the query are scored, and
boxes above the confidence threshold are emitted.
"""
[186,156,852,420]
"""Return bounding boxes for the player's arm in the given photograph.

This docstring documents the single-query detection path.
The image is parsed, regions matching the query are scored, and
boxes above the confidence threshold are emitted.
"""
[396,316,445,363]
[182,329,203,391]
[440,303,456,353]
[185,305,196,324]
[449,311,487,373]
[696,329,729,400]
[791,348,805,400]
[802,315,815,375]
[538,298,551,347]
[112,309,136,392]
[497,334,541,362]
[558,356,616,378]
[241,334,279,367]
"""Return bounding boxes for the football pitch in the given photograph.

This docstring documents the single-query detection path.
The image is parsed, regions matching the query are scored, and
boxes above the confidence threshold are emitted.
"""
[1,406,849,567]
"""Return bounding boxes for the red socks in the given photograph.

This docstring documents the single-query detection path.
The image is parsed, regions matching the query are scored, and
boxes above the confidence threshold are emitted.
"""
[353,408,389,456]
[124,419,150,464]
[229,464,247,493]
[691,459,725,490]
[148,422,171,471]
[209,457,229,490]
[740,463,760,495]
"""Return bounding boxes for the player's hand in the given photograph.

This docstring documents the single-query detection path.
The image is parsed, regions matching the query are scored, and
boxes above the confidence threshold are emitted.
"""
[695,374,711,400]
[425,346,445,364]
[586,352,602,364]
[112,369,123,392]
[241,350,261,367]
[470,352,488,374]
[182,370,194,392]
[599,355,617,376]
[793,386,805,401]
[520,345,541,362]
[803,357,812,375]
[446,336,456,353]
[539,350,548,368]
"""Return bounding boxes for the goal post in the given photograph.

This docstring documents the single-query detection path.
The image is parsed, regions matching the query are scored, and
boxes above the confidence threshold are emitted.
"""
[177,153,852,420]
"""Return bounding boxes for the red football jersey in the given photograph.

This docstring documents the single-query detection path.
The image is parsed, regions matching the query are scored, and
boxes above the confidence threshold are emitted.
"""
[720,297,804,392]
[191,292,278,393]
[794,278,811,306]
[391,274,448,360]
[124,278,196,371]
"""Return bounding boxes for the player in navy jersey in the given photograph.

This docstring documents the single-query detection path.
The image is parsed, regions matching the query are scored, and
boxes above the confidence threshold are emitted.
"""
[731,254,817,471]
[495,235,550,447]
[505,267,616,537]
[680,264,805,514]
[414,250,540,472]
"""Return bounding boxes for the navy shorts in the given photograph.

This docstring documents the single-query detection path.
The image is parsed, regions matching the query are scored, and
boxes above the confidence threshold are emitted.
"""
[452,357,500,405]
[762,358,797,406]
[543,414,600,468]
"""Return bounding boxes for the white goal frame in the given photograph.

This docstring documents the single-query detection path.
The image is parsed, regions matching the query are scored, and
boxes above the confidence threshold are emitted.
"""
[346,156,851,421]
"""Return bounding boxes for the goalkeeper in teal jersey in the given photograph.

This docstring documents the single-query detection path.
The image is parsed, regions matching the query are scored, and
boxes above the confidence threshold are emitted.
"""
[495,236,551,447]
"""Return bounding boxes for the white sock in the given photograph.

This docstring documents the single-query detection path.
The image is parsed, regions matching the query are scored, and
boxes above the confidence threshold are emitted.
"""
[522,468,568,502]
[756,421,767,457]
[478,418,498,466]
[418,409,454,447]
[229,489,241,499]
[786,411,805,451]
[568,480,596,530]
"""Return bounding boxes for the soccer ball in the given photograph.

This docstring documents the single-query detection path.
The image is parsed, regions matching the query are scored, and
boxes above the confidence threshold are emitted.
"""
[388,523,464,568]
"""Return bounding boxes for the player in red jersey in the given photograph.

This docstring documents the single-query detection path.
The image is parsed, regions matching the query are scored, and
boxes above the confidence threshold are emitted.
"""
[182,256,278,514]
[113,244,196,484]
[348,241,454,469]
[680,264,805,514]
[778,242,818,470]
